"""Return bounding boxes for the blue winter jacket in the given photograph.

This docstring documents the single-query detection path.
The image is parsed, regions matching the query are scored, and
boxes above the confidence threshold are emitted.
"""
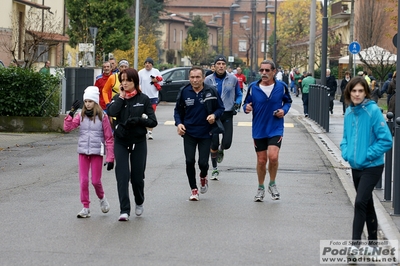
[243,79,292,139]
[340,99,392,170]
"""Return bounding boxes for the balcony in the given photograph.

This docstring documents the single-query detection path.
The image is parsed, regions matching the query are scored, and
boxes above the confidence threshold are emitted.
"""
[331,1,351,20]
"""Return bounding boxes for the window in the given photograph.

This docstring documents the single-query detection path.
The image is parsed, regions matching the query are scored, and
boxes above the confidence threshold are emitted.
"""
[261,41,269,53]
[239,40,247,52]
[171,70,185,81]
[262,18,270,30]
[35,44,49,62]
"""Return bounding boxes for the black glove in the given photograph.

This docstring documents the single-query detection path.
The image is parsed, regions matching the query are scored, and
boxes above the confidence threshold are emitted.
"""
[234,103,240,110]
[105,162,114,171]
[69,100,82,117]
[127,117,140,126]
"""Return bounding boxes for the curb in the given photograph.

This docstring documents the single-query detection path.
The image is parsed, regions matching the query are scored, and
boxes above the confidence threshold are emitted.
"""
[297,115,400,262]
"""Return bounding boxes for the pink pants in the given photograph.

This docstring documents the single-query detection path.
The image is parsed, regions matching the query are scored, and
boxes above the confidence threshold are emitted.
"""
[78,154,105,208]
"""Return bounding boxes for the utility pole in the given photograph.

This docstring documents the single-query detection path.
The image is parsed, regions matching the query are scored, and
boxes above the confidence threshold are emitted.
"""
[349,0,355,77]
[308,0,316,75]
[321,0,328,85]
[251,0,257,73]
[272,0,277,63]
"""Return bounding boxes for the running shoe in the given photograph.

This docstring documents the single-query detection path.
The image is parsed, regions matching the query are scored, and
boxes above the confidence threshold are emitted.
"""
[135,204,143,216]
[268,183,280,200]
[200,177,208,194]
[189,189,199,201]
[210,169,219,180]
[217,146,224,163]
[77,208,90,218]
[100,197,110,213]
[118,213,129,221]
[254,188,265,202]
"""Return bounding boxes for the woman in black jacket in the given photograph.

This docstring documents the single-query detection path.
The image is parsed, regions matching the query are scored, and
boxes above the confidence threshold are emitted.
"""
[107,68,157,221]
[340,71,351,115]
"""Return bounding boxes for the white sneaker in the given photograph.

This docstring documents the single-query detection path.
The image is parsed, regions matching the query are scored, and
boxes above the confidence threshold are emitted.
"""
[148,131,153,140]
[347,246,359,263]
[135,204,144,216]
[100,196,110,213]
[210,169,219,180]
[118,213,129,221]
[268,184,280,200]
[189,189,199,201]
[77,208,90,218]
[254,188,265,202]
[200,177,208,194]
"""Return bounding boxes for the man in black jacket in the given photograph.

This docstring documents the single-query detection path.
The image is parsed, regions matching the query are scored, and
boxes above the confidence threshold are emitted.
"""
[326,69,337,114]
[174,66,225,201]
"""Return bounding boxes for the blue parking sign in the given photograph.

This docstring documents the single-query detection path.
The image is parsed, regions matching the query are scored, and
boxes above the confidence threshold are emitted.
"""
[348,41,361,54]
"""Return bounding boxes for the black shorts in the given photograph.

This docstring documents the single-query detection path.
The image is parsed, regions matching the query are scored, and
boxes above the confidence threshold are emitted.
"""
[254,136,282,152]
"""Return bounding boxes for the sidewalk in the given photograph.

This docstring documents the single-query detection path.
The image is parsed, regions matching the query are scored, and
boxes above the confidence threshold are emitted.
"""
[289,94,400,246]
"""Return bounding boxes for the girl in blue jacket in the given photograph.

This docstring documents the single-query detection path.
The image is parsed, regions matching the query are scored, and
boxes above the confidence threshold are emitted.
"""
[340,76,392,254]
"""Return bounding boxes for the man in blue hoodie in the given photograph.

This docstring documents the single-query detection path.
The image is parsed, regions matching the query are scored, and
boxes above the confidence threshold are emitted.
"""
[243,60,292,202]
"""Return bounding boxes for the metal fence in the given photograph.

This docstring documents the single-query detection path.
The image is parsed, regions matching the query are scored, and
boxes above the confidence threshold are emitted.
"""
[309,84,330,132]
[382,112,400,214]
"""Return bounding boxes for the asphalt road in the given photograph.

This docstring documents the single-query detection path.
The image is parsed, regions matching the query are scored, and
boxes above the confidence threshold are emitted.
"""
[0,100,355,266]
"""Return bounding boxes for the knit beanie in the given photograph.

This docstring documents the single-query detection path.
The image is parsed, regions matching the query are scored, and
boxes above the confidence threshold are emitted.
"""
[83,86,100,104]
[214,55,227,64]
[118,59,129,68]
[144,57,154,65]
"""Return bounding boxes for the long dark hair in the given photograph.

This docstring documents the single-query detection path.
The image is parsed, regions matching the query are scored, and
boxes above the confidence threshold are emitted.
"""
[118,68,141,93]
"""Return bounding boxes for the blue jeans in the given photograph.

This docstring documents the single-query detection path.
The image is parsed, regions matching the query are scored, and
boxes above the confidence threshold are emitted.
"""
[302,93,309,115]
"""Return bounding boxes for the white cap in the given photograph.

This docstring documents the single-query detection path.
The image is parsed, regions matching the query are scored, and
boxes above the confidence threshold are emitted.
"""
[83,86,100,104]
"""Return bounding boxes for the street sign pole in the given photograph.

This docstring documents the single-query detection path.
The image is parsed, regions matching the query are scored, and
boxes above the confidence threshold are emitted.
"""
[348,41,361,77]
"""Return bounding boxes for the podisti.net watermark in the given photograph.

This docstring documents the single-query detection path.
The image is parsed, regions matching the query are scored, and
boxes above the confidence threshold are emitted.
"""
[320,240,398,264]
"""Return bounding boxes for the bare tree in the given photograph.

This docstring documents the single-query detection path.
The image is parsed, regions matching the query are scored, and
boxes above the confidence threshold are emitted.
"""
[355,0,394,80]
[0,9,63,68]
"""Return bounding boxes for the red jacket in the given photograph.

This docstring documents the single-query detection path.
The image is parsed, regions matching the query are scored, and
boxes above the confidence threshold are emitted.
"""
[95,73,112,110]
[234,73,246,89]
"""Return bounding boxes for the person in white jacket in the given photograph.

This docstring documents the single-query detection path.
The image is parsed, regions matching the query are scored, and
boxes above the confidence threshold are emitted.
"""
[138,57,163,140]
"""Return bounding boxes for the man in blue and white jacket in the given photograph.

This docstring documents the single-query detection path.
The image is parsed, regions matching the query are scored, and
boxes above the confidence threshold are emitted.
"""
[204,55,242,181]
[243,60,292,202]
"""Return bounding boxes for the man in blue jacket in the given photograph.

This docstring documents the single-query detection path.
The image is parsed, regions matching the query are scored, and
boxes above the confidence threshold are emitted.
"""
[243,60,292,202]
[204,55,242,181]
[174,66,225,201]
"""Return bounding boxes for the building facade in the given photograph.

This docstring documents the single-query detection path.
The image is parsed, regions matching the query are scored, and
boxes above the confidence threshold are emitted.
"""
[0,0,68,68]
[164,0,281,68]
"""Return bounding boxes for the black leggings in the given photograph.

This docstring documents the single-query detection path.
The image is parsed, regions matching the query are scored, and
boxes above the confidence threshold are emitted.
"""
[114,140,147,215]
[211,112,234,151]
[183,134,211,189]
[351,165,383,246]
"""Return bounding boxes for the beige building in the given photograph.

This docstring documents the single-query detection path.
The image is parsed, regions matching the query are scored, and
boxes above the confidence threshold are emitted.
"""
[158,12,220,66]
[0,0,68,68]
[164,0,282,67]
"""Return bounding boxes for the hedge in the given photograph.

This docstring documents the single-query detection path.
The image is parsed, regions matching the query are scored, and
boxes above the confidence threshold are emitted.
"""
[0,67,61,117]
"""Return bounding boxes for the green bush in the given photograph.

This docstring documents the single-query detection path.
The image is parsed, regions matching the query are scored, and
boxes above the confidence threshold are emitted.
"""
[0,67,61,117]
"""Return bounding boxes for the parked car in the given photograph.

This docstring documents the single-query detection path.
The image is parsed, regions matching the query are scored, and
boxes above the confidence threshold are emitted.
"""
[158,67,192,102]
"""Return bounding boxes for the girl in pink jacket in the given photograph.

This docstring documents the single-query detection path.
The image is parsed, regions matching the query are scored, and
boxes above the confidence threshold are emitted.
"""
[64,86,115,218]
